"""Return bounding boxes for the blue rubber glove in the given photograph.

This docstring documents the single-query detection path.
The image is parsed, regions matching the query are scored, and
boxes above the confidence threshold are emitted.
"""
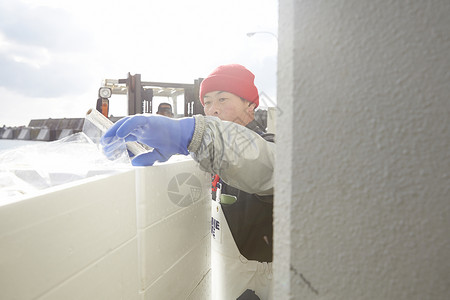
[101,115,195,166]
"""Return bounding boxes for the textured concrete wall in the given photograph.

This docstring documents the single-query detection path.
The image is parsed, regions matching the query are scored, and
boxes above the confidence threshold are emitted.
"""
[275,0,450,299]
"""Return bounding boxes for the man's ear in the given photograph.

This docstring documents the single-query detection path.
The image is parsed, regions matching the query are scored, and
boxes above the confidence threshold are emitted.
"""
[247,102,257,113]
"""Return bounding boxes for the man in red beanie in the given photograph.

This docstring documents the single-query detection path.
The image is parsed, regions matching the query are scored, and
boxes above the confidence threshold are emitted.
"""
[198,64,274,300]
[200,64,260,126]
[101,64,274,300]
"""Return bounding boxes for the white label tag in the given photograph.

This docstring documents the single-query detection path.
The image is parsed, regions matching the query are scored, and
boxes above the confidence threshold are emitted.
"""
[215,182,222,202]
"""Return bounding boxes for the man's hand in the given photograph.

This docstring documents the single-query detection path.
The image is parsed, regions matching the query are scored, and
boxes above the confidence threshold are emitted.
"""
[101,114,195,166]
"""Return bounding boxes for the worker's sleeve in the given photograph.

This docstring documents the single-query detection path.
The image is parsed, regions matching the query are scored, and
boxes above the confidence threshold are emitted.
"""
[188,115,274,195]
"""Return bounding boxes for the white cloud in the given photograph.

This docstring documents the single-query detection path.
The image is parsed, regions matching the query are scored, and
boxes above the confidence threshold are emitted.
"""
[0,0,278,126]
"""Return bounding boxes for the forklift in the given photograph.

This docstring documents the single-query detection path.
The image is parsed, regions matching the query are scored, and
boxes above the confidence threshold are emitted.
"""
[96,72,204,118]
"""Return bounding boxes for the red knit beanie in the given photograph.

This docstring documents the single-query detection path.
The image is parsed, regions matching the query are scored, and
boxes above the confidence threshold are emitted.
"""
[199,64,259,108]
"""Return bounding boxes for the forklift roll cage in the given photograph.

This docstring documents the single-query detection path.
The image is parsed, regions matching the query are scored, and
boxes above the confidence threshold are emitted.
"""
[98,73,204,117]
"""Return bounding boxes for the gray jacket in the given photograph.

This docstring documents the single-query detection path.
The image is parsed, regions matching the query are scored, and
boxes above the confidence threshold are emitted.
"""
[188,115,275,196]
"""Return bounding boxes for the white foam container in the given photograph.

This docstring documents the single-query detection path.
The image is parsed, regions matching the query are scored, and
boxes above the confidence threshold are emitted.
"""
[0,158,211,300]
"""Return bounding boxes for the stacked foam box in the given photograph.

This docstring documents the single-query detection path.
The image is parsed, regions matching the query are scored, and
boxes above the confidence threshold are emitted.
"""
[0,170,139,299]
[0,158,211,299]
[135,159,211,299]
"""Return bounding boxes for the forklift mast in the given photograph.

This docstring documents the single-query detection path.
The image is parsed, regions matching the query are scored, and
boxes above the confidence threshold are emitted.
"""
[97,73,204,117]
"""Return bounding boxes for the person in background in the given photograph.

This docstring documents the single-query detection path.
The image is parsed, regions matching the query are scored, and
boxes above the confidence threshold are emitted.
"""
[156,102,174,118]
[101,64,274,300]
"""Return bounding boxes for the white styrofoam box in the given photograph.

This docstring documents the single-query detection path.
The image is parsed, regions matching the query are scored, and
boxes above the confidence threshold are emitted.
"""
[138,199,210,286]
[186,269,212,300]
[39,238,139,300]
[135,157,211,228]
[135,158,211,296]
[141,235,211,300]
[0,157,212,300]
[0,170,138,300]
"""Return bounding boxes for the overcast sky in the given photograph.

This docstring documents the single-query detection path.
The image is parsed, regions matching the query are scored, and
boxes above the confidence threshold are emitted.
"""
[0,0,278,126]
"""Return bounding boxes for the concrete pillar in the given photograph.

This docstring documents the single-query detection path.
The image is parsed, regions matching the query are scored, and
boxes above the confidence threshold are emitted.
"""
[274,1,450,299]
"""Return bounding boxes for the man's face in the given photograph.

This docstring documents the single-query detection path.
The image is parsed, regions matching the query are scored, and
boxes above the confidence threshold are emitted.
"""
[203,91,255,126]
[157,104,174,117]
